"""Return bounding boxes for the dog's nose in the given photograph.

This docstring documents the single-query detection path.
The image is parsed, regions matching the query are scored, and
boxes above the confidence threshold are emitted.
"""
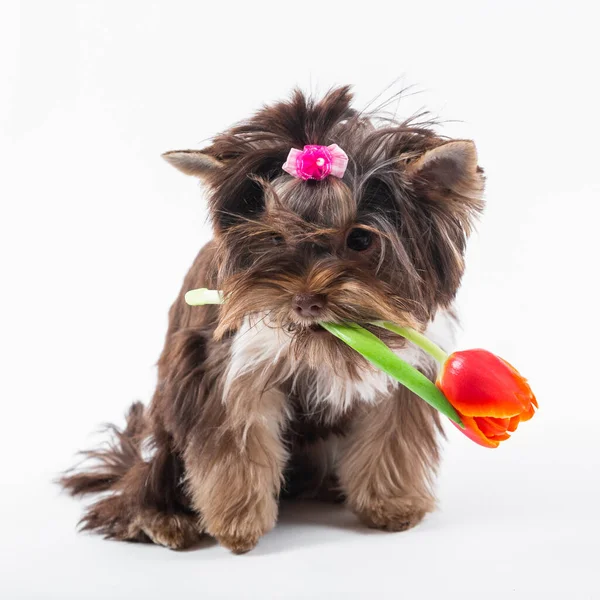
[292,293,327,318]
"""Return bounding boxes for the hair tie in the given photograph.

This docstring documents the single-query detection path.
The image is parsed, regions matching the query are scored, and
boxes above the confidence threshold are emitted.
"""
[282,144,348,181]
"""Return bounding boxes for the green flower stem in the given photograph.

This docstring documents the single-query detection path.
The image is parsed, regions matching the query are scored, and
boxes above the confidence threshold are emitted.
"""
[372,321,449,365]
[320,322,463,426]
[183,288,462,426]
[184,288,224,306]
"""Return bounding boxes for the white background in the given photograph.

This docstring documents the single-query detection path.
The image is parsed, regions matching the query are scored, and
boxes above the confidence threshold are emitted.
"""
[2,1,599,598]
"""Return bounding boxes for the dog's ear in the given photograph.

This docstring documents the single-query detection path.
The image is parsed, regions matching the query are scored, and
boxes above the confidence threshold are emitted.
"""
[407,140,483,202]
[405,140,484,308]
[162,149,224,182]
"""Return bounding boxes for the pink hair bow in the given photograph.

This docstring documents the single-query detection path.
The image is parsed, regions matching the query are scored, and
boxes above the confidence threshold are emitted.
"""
[282,144,348,181]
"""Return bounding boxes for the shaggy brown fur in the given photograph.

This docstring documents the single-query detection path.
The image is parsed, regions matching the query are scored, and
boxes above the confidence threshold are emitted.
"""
[60,86,484,553]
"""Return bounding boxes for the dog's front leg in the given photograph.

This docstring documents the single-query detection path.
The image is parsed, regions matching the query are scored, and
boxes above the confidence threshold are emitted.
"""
[184,387,288,554]
[338,385,442,532]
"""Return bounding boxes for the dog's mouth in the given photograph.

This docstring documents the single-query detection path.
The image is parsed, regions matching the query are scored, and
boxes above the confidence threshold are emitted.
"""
[286,322,327,335]
[285,320,409,348]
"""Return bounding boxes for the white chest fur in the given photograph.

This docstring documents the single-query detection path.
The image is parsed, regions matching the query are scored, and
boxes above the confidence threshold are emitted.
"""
[224,311,457,412]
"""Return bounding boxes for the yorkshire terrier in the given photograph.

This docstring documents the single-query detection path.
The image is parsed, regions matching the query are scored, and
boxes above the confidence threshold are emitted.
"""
[61,86,484,553]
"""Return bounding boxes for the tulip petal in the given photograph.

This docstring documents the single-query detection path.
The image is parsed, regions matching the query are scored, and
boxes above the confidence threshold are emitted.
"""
[474,417,510,437]
[438,349,536,418]
[454,415,500,448]
[501,357,538,408]
[507,415,520,432]
[519,401,536,422]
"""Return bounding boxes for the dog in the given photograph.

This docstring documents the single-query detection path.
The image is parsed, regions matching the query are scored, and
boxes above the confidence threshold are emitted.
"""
[60,86,484,553]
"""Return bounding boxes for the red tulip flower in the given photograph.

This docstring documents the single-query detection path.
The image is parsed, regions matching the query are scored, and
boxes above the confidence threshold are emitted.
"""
[437,349,538,448]
[373,323,538,448]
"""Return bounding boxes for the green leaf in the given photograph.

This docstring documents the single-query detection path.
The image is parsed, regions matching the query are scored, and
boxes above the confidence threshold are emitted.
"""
[320,322,463,426]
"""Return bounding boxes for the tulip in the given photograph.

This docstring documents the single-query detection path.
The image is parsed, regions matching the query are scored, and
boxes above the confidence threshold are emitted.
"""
[437,350,537,448]
[375,322,538,448]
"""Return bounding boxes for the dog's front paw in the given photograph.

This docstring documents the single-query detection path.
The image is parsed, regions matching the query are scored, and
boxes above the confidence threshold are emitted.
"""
[137,511,204,550]
[215,531,262,554]
[353,497,432,532]
[207,495,278,554]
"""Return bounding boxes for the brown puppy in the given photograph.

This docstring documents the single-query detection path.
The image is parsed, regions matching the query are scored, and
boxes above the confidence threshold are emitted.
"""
[61,86,484,553]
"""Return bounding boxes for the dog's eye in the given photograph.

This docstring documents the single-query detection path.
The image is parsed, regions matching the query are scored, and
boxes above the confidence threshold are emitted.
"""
[270,233,284,245]
[346,228,373,252]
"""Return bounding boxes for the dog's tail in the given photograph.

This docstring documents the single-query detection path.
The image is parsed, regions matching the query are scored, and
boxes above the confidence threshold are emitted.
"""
[59,401,146,498]
[58,402,149,540]
[59,402,191,541]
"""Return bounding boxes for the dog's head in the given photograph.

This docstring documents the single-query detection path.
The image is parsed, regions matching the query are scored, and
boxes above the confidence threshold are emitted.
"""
[163,87,484,368]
